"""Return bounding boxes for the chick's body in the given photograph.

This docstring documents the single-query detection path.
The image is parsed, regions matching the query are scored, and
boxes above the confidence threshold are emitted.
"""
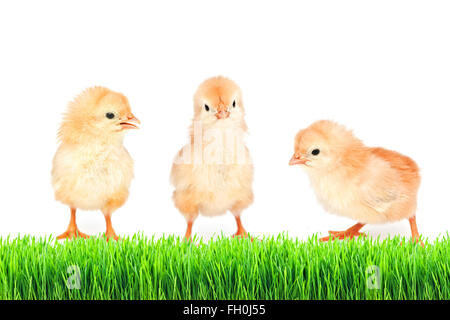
[52,141,133,211]
[172,150,253,217]
[52,87,139,240]
[290,120,421,243]
[171,76,253,238]
[307,147,419,224]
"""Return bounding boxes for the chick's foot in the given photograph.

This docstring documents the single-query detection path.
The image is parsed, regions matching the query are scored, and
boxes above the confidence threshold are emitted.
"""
[104,230,119,241]
[233,229,249,238]
[320,230,366,242]
[233,228,260,242]
[320,222,366,242]
[57,229,90,240]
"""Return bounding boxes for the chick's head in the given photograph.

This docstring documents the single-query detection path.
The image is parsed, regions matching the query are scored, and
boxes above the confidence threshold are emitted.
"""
[193,76,245,128]
[289,120,364,171]
[59,87,140,144]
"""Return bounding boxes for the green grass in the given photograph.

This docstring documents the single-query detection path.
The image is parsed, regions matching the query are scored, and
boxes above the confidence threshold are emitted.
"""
[0,234,448,300]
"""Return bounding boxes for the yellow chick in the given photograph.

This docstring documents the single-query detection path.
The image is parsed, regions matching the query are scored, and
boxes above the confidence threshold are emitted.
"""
[171,76,254,239]
[52,87,140,240]
[289,120,422,244]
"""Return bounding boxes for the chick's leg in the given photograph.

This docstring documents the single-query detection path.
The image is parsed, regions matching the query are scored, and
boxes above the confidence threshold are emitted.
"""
[230,209,249,238]
[234,216,248,237]
[231,196,253,238]
[181,213,198,241]
[103,212,119,241]
[173,190,199,240]
[57,208,89,240]
[408,216,424,247]
[320,222,366,242]
[185,220,195,240]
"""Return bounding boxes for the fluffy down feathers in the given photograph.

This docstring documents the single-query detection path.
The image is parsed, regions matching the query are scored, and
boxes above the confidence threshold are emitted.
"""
[292,120,420,224]
[52,86,136,213]
[171,76,254,221]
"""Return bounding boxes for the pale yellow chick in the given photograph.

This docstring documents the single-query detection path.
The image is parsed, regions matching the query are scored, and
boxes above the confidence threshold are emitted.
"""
[52,86,140,240]
[171,76,254,239]
[289,120,422,244]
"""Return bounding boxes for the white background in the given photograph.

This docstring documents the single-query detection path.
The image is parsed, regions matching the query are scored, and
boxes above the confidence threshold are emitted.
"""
[0,1,449,241]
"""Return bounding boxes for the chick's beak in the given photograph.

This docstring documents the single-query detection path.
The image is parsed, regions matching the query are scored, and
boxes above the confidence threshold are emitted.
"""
[120,114,141,130]
[289,153,308,166]
[215,110,230,119]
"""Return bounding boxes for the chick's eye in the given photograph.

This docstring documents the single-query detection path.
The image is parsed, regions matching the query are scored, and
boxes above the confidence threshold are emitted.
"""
[312,149,320,156]
[204,104,210,112]
[105,112,115,119]
[232,100,236,108]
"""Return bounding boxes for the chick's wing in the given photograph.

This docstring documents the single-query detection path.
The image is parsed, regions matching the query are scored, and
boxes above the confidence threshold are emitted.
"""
[359,158,403,214]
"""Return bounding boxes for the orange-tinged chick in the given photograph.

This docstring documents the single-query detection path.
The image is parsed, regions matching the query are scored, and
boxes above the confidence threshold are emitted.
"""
[289,120,422,245]
[52,86,140,240]
[170,76,254,239]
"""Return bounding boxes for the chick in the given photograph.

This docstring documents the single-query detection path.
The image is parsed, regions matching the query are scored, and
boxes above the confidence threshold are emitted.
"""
[289,120,422,244]
[171,76,254,239]
[52,86,140,240]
